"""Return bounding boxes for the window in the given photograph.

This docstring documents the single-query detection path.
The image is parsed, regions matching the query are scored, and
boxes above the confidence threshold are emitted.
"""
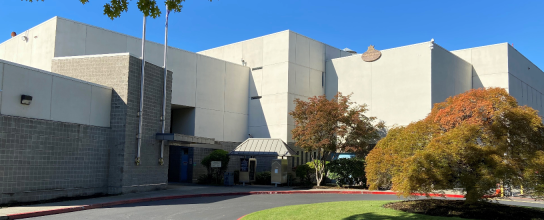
[322,72,325,87]
[313,152,316,160]
[305,152,308,163]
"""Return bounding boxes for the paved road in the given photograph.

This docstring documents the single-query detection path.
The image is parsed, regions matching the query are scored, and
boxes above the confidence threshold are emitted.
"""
[27,194,544,220]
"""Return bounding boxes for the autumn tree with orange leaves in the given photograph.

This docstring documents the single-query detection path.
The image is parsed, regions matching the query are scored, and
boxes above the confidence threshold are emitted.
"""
[365,88,544,204]
[290,93,385,186]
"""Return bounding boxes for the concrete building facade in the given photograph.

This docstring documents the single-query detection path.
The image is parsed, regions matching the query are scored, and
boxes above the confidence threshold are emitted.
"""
[0,16,543,204]
[0,53,172,203]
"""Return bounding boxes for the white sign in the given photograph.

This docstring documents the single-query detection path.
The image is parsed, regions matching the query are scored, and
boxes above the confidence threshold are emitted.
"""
[211,161,222,168]
[274,169,278,173]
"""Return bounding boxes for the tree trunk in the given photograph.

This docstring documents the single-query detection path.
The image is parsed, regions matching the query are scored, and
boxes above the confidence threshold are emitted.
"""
[315,160,325,186]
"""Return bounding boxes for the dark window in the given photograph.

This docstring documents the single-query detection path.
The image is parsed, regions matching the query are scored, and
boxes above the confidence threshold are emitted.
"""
[305,152,308,163]
[322,72,325,87]
[313,152,316,160]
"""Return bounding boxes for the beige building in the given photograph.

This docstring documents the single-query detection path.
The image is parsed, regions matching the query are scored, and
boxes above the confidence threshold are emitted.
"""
[0,16,542,204]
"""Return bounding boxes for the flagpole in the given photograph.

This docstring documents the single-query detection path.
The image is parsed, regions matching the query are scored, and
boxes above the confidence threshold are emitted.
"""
[136,15,147,166]
[160,5,170,165]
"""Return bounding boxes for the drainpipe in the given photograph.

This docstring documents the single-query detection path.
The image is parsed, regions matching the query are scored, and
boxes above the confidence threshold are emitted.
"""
[136,15,147,166]
[159,5,170,165]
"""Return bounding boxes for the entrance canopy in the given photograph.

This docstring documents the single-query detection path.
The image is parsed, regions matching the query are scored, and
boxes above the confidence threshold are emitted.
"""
[156,133,222,149]
[229,138,297,157]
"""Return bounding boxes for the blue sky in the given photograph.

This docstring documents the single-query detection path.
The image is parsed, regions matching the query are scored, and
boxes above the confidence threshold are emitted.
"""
[1,0,543,68]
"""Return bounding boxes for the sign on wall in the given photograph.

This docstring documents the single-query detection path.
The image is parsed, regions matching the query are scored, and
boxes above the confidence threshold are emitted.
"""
[240,158,248,172]
[361,45,381,62]
[211,161,222,168]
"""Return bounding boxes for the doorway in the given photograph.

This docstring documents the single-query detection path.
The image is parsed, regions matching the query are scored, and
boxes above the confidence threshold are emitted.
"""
[168,146,193,182]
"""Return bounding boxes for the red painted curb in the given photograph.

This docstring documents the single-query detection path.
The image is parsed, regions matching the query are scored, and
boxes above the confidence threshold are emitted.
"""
[4,190,465,219]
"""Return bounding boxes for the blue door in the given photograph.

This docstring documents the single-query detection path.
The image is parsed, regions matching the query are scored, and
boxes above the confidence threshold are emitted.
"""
[181,154,189,181]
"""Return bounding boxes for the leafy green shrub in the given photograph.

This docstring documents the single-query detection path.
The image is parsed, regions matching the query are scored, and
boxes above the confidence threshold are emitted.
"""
[197,174,210,184]
[327,172,340,186]
[295,164,314,186]
[286,173,295,186]
[200,150,230,184]
[327,158,366,187]
[307,160,329,169]
[255,171,271,185]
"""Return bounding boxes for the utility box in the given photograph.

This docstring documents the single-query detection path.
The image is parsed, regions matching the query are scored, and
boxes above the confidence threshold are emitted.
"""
[239,158,257,183]
[271,159,288,184]
[224,172,234,186]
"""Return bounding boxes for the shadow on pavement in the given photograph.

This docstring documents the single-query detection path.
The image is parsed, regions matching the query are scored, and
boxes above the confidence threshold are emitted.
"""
[104,195,249,208]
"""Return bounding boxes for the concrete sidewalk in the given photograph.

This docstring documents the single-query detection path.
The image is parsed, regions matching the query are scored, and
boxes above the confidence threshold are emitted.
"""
[1,183,542,220]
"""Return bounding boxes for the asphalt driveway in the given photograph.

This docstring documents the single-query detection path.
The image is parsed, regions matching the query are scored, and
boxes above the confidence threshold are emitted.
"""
[26,194,544,220]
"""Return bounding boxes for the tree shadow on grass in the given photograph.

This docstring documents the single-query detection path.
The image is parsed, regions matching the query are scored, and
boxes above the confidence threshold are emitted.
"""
[343,212,433,220]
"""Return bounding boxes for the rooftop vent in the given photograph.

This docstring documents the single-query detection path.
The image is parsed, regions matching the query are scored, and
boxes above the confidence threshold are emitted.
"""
[343,48,357,54]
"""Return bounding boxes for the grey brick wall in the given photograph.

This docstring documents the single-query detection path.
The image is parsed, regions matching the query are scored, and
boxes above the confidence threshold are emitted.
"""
[0,115,110,205]
[121,56,172,193]
[52,54,172,194]
[0,53,196,205]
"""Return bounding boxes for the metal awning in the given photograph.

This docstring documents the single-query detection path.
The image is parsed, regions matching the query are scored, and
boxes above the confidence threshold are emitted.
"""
[229,138,298,157]
[156,133,222,149]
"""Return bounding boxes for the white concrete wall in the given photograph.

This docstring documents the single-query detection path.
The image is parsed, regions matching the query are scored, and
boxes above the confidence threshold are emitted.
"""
[0,17,57,71]
[452,43,544,116]
[199,30,346,142]
[0,59,111,127]
[451,43,509,90]
[53,18,250,142]
[0,17,250,142]
[199,31,292,141]
[192,56,250,142]
[286,32,348,141]
[507,45,544,115]
[326,42,433,127]
[431,44,473,104]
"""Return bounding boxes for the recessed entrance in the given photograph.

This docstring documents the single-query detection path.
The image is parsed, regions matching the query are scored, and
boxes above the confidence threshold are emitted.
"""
[168,146,193,183]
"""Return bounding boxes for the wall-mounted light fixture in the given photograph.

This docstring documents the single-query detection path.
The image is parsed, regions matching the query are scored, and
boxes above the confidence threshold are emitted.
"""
[21,95,32,105]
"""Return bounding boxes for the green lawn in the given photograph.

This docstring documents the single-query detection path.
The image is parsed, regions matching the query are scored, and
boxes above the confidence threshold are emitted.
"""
[242,200,469,220]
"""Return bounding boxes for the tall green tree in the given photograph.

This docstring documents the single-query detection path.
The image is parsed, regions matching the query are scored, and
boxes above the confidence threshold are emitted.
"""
[365,88,544,204]
[289,93,385,186]
[24,0,212,19]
